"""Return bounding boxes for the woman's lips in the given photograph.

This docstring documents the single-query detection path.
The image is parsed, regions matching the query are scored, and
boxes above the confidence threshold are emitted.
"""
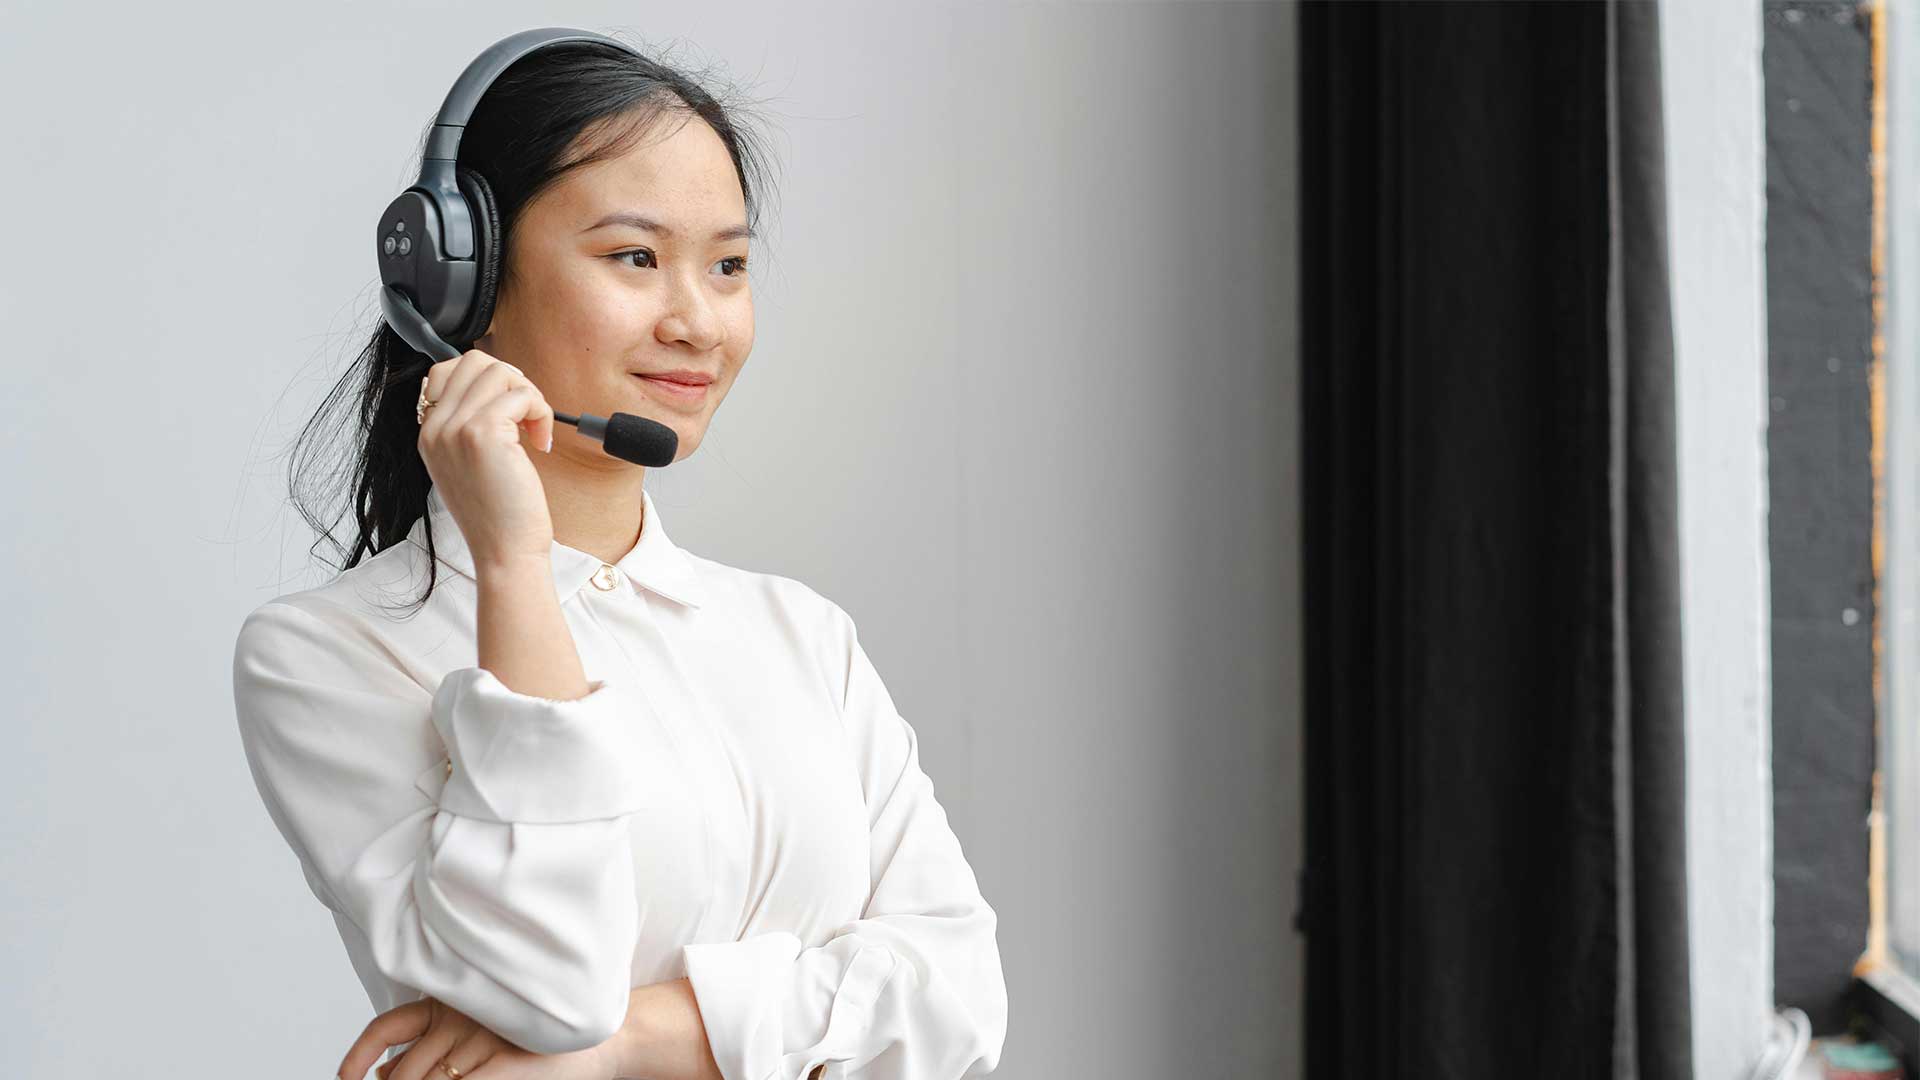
[634,374,711,403]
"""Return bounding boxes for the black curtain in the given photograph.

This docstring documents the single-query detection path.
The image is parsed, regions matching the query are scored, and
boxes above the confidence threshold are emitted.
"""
[1298,2,1691,1076]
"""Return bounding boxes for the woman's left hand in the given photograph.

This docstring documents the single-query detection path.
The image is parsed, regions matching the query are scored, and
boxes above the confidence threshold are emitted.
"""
[338,996,620,1080]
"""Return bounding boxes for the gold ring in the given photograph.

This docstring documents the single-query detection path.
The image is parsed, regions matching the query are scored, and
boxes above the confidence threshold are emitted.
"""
[416,377,438,425]
[438,1061,465,1079]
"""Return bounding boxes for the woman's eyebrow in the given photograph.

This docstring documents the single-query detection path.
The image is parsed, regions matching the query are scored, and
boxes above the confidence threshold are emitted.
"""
[582,211,754,242]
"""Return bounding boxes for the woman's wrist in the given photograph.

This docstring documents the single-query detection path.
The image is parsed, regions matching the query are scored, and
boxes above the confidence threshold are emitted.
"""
[472,549,554,579]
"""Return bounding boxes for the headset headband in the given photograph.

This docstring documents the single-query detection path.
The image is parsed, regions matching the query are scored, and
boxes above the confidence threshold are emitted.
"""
[413,27,639,259]
[424,27,637,162]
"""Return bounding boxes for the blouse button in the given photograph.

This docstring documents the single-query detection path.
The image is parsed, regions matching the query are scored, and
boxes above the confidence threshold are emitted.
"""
[590,563,621,592]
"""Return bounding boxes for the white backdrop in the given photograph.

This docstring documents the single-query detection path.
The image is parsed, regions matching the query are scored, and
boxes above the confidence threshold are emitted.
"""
[0,2,1304,1077]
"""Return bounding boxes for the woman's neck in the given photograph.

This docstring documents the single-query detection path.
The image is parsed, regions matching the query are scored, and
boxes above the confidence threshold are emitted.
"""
[534,452,649,566]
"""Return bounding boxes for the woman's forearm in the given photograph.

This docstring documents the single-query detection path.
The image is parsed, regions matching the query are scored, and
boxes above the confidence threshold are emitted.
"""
[612,978,724,1080]
[474,556,591,701]
[471,565,713,1077]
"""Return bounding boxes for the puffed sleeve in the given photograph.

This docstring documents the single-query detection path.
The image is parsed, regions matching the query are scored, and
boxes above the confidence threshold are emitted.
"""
[231,599,666,1055]
[679,602,1008,1079]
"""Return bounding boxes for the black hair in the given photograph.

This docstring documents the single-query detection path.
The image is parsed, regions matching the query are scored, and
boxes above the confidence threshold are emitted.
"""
[285,34,778,616]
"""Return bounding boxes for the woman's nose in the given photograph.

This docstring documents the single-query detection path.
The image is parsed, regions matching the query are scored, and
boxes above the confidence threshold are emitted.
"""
[656,272,723,351]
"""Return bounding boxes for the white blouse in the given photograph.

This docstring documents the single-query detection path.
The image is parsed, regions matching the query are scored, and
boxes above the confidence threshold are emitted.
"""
[230,484,1006,1079]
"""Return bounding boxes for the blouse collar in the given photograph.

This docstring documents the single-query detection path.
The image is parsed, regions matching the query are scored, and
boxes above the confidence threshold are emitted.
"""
[410,484,708,608]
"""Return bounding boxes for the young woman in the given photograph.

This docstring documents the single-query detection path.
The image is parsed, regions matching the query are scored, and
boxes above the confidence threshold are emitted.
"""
[232,37,1006,1080]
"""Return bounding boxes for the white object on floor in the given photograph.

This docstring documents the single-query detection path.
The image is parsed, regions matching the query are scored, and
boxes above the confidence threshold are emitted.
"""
[1747,1007,1812,1080]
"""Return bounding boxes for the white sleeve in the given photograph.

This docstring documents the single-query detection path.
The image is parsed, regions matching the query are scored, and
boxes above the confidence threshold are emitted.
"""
[680,604,1008,1080]
[231,599,663,1055]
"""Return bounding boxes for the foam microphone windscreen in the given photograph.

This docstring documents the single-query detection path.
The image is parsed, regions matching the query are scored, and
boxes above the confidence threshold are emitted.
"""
[603,412,679,467]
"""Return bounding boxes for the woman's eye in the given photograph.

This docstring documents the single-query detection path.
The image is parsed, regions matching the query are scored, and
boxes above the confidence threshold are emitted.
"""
[608,250,747,278]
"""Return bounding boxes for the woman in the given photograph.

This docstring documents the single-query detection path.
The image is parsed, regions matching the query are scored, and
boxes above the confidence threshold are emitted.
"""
[232,37,1007,1080]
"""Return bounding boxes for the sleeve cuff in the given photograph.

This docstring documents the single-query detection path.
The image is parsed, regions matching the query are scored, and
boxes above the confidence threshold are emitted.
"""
[430,666,665,824]
[682,931,805,1080]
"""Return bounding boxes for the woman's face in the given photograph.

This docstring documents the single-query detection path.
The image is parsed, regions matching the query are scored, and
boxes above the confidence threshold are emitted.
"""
[477,111,754,465]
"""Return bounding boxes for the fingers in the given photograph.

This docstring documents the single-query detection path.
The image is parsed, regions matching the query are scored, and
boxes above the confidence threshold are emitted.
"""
[421,348,524,398]
[370,1018,500,1080]
[420,352,549,451]
[421,351,509,439]
[388,1021,466,1080]
[421,350,487,422]
[440,368,535,437]
[337,998,430,1080]
[523,389,556,454]
[437,1027,502,1080]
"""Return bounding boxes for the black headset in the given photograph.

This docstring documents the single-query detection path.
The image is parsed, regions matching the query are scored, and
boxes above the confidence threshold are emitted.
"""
[374,26,678,467]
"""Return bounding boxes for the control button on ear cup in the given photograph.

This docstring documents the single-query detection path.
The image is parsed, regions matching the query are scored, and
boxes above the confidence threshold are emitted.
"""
[375,189,476,347]
[453,166,503,348]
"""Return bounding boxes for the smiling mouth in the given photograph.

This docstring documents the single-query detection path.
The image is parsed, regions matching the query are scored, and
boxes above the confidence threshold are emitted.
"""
[634,374,711,401]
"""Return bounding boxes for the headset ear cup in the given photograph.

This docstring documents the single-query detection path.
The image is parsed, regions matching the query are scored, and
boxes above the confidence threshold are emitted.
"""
[453,166,503,349]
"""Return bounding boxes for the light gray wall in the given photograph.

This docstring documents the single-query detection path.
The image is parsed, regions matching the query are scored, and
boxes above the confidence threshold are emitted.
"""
[0,2,1301,1077]
[1663,0,1775,1075]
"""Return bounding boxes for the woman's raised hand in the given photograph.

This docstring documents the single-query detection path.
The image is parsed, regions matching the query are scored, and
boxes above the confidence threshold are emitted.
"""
[417,350,558,570]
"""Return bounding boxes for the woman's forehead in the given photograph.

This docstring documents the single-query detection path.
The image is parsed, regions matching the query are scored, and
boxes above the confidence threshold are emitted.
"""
[548,119,745,226]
